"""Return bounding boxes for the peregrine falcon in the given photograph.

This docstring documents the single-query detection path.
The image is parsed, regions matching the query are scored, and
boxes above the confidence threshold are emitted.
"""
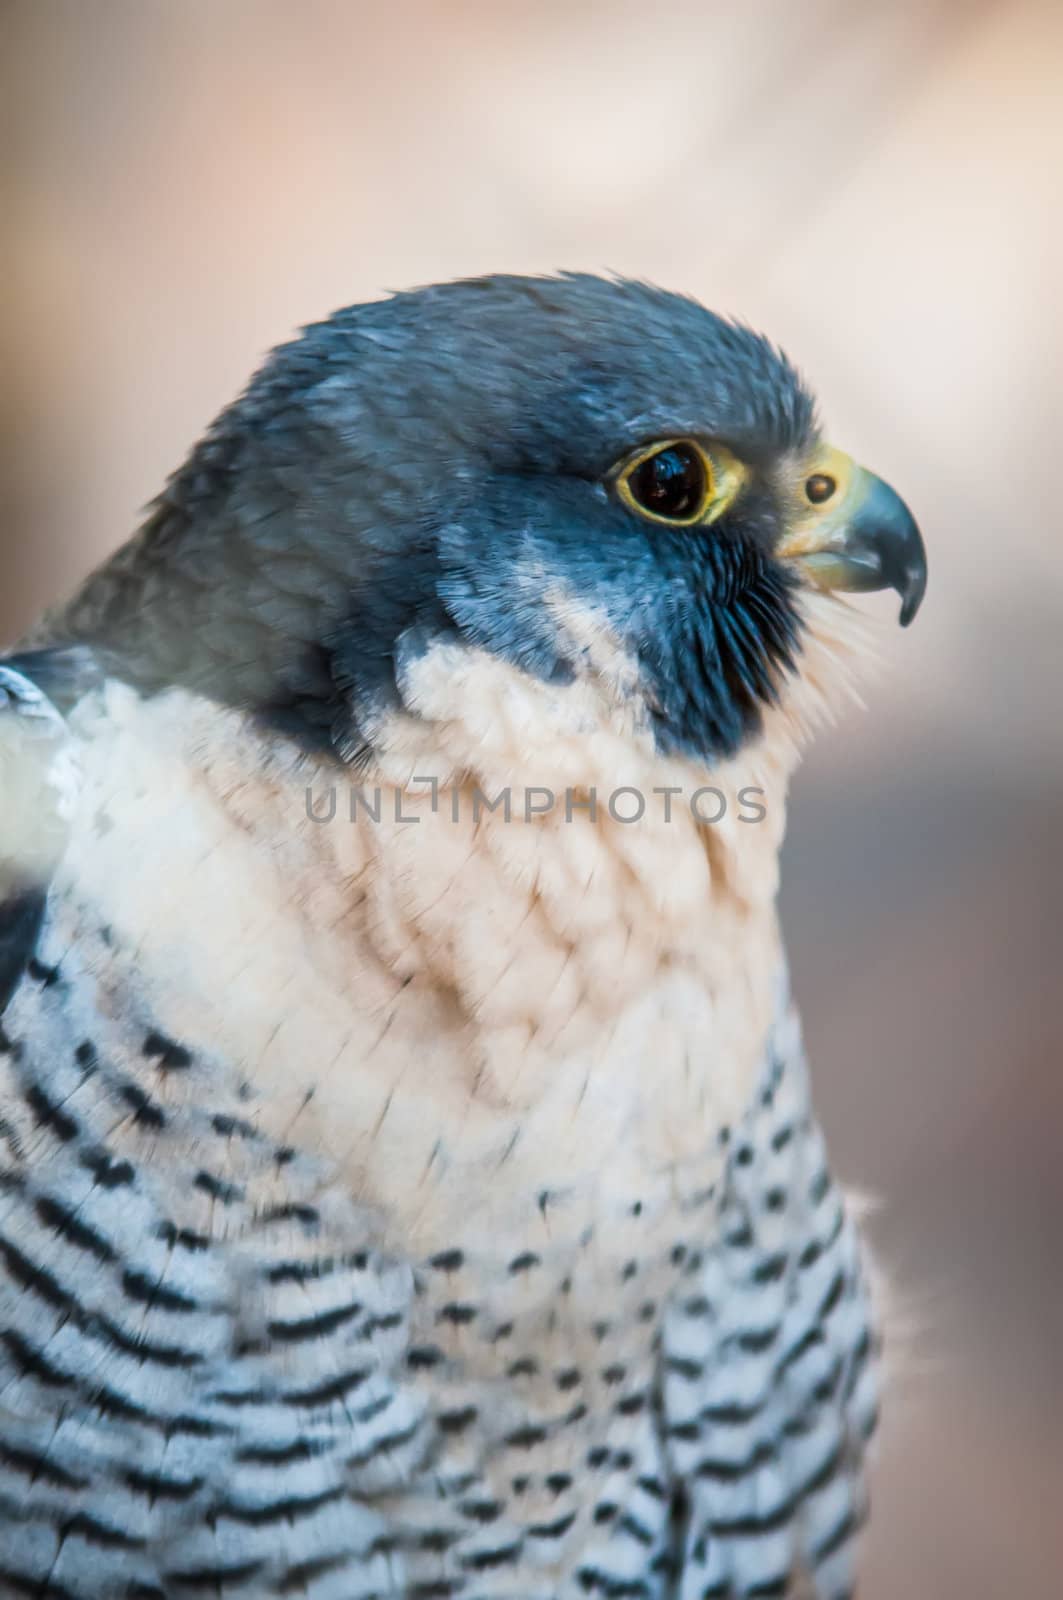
[0,275,925,1599]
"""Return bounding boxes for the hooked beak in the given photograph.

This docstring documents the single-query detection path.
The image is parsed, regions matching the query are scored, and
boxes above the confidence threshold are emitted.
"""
[777,448,927,626]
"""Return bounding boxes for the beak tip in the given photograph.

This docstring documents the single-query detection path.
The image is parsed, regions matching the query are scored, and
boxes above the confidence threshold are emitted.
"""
[898,587,922,628]
[897,561,927,628]
[858,472,927,629]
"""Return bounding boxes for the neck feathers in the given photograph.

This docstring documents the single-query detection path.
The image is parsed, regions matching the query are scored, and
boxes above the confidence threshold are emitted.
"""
[52,672,805,1251]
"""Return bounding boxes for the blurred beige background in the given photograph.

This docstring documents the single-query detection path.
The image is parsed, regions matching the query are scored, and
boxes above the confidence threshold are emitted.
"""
[2,1,1061,1593]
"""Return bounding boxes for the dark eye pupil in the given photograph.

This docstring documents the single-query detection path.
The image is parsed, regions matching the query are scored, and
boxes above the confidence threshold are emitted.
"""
[629,444,704,519]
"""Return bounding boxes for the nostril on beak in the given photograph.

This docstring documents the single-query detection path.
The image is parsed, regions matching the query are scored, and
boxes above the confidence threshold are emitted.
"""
[805,473,836,505]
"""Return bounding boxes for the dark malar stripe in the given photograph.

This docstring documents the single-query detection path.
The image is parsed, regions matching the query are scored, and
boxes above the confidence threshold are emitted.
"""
[0,889,47,1016]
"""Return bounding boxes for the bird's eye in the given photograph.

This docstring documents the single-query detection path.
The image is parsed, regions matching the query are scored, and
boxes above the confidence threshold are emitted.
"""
[614,438,749,527]
[619,441,711,524]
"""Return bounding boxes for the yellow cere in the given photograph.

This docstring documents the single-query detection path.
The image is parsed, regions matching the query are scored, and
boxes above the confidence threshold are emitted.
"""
[775,445,862,560]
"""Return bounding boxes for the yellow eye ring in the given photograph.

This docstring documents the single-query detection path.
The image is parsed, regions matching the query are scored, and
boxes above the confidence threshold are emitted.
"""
[615,438,747,527]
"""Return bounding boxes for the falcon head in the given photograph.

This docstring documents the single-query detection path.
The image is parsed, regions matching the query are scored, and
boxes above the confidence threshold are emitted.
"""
[54,274,926,773]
